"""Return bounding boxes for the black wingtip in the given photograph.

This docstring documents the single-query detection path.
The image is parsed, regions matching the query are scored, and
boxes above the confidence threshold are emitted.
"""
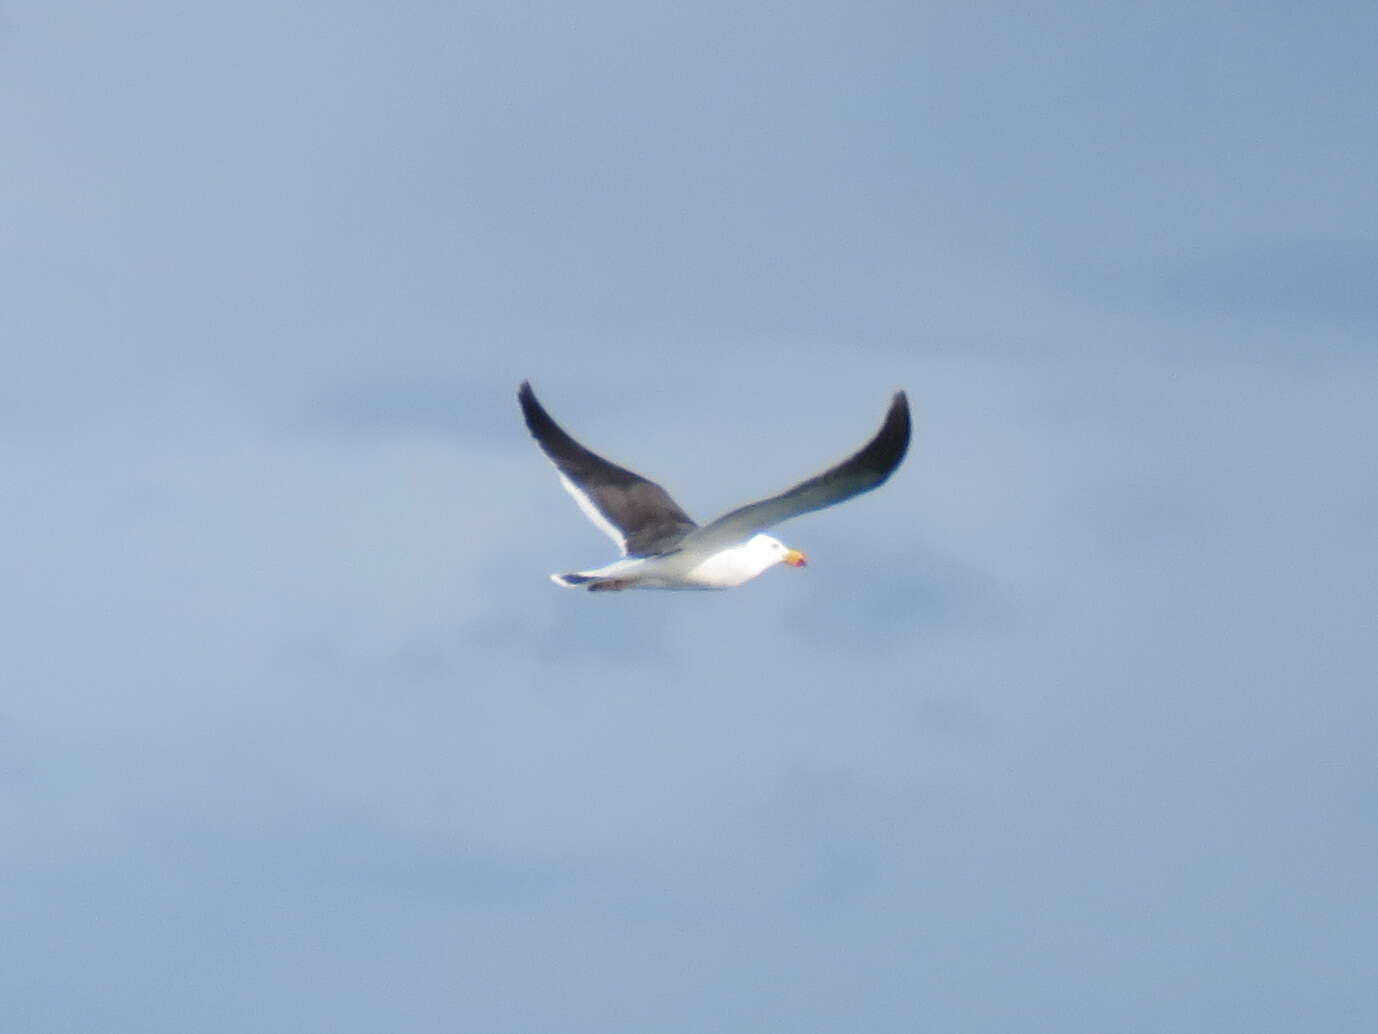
[517,380,552,438]
[855,388,911,479]
[886,391,908,431]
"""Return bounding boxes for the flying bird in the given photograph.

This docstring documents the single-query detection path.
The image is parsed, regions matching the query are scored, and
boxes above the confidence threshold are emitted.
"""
[517,381,911,591]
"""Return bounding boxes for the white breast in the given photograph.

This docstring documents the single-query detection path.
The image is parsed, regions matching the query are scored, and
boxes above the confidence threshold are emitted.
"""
[682,540,779,588]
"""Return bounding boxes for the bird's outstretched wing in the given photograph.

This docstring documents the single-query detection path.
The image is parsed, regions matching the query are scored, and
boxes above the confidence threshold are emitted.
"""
[517,382,698,557]
[682,391,910,552]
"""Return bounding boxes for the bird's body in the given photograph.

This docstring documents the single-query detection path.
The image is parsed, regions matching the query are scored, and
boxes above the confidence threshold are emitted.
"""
[550,533,804,591]
[517,382,911,591]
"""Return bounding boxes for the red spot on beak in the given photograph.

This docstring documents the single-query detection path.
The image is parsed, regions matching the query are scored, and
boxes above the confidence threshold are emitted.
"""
[784,549,808,568]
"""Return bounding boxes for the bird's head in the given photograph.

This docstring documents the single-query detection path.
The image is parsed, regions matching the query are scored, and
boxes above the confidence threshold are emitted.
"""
[753,534,808,569]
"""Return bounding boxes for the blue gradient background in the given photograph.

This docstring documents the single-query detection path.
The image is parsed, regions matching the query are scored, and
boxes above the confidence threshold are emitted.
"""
[4,3,1376,1031]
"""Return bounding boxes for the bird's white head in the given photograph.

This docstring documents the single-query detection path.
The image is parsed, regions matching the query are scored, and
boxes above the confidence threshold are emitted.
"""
[751,533,808,570]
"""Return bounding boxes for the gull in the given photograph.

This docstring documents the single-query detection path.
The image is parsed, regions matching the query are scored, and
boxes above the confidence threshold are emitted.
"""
[517,381,910,591]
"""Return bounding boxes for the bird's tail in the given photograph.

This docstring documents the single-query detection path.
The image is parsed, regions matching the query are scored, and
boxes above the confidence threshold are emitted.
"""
[549,573,629,591]
[550,572,594,588]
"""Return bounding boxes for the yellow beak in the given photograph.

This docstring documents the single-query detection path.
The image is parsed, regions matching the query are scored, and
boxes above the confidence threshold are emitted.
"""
[783,549,808,568]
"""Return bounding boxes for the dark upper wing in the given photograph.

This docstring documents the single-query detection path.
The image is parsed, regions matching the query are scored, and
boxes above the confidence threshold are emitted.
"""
[682,391,910,551]
[517,381,698,557]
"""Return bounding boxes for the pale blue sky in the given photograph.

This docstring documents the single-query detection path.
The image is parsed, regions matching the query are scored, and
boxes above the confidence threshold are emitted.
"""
[3,2,1376,1031]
